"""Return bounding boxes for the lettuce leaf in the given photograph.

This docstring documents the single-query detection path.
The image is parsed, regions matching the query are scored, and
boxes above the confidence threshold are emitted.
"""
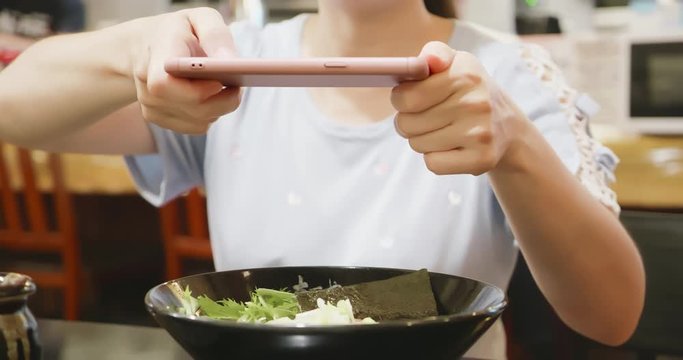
[182,287,300,323]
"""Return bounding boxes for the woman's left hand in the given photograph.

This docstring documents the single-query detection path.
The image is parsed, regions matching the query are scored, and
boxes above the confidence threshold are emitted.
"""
[392,41,527,175]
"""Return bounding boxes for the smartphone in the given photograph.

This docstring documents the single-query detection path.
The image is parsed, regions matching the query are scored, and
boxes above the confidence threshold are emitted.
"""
[164,57,430,87]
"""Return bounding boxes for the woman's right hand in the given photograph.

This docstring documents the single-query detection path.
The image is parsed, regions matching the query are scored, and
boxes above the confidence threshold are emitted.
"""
[132,8,241,134]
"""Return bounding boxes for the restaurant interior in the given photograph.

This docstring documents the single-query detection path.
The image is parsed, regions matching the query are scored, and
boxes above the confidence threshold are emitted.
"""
[1,0,683,359]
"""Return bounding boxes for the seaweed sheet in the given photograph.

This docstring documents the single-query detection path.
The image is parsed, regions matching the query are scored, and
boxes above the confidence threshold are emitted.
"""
[295,269,438,321]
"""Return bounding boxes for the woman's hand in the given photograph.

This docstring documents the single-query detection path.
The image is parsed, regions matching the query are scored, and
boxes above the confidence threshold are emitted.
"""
[131,8,241,134]
[394,44,645,346]
[392,41,528,175]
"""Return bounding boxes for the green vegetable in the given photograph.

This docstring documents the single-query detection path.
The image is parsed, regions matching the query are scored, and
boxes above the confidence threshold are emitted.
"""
[196,296,243,319]
[175,285,199,316]
[184,287,301,323]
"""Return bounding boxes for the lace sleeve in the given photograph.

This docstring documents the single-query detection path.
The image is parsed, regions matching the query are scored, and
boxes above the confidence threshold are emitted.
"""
[519,44,620,214]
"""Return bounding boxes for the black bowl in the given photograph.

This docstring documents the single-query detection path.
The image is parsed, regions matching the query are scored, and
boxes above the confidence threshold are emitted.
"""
[145,266,506,360]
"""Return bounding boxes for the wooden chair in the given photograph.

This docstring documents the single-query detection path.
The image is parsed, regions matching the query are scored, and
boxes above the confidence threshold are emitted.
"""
[0,144,81,320]
[159,188,212,280]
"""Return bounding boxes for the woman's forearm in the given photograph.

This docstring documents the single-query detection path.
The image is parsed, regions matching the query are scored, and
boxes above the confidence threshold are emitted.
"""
[0,7,241,150]
[489,121,645,346]
[0,18,147,147]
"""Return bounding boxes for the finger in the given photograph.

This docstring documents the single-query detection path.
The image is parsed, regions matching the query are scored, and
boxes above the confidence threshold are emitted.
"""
[394,90,463,137]
[140,14,223,97]
[145,17,195,86]
[394,53,488,115]
[418,41,455,74]
[156,87,239,124]
[186,8,237,58]
[408,119,492,154]
[392,51,486,114]
[423,148,497,176]
[394,109,451,139]
[196,87,242,118]
[447,51,487,93]
[394,85,493,138]
[148,76,225,103]
[391,70,457,113]
[142,81,239,131]
[408,124,464,154]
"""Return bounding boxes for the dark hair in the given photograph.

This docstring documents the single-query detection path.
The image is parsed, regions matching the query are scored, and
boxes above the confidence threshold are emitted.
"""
[424,0,457,18]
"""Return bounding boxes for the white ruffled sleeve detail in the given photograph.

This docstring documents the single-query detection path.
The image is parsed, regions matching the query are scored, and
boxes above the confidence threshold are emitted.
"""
[518,44,620,214]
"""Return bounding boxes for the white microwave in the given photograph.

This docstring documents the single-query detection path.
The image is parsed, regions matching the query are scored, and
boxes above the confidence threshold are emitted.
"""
[626,34,683,134]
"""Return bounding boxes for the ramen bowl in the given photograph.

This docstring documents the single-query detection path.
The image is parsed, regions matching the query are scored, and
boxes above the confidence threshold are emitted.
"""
[145,266,506,360]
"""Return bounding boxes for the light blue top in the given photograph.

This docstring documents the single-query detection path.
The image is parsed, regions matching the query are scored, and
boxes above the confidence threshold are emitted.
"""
[125,15,619,358]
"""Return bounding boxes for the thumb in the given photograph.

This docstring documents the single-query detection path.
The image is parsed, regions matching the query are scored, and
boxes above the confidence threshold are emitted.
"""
[186,8,237,58]
[419,41,455,74]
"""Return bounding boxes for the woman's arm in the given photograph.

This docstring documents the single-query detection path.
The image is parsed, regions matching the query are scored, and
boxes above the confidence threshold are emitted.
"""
[489,121,644,345]
[0,8,240,155]
[0,20,143,151]
[393,41,644,346]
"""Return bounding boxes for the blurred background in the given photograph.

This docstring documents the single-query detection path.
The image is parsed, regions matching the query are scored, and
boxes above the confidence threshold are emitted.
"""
[1,1,683,359]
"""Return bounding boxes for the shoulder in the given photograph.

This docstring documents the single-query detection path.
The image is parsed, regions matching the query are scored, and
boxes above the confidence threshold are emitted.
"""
[450,21,571,114]
[450,20,519,49]
[449,20,551,81]
[450,22,621,214]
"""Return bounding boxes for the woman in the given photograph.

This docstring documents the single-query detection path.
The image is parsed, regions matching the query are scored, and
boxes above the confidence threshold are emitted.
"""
[0,1,644,358]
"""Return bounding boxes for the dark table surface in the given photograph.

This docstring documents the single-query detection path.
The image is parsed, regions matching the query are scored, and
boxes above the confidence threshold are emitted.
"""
[37,319,484,360]
[38,319,191,360]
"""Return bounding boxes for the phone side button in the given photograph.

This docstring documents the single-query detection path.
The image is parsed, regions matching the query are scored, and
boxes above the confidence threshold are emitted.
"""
[324,62,347,69]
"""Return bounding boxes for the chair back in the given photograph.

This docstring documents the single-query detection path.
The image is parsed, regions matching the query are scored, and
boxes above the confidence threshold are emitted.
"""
[0,144,80,319]
[159,188,212,280]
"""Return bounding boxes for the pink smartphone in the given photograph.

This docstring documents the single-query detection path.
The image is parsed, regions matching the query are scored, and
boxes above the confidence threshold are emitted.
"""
[164,57,430,87]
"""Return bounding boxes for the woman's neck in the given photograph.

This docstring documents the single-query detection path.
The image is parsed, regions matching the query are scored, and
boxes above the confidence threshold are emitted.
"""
[303,1,452,57]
